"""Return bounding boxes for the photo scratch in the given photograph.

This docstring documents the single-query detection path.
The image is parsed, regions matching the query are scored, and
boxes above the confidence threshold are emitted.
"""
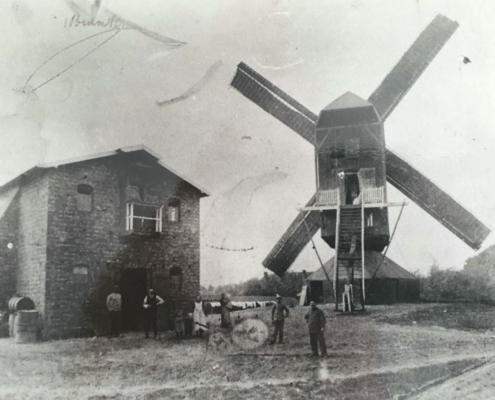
[156,61,223,106]
[23,29,119,93]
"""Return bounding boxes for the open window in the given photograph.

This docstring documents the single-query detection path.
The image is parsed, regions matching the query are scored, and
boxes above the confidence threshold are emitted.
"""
[76,184,93,212]
[126,203,163,233]
[168,199,180,222]
[126,178,145,203]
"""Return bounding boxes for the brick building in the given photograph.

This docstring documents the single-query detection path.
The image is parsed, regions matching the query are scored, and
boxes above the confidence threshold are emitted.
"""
[0,146,209,338]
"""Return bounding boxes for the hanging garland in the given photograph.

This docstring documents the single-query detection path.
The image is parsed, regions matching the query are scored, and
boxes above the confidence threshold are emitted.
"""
[206,244,254,252]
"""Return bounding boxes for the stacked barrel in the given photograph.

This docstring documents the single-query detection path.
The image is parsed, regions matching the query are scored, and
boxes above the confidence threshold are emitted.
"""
[8,296,39,343]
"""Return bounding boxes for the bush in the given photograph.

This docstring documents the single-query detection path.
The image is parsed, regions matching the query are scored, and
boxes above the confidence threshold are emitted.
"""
[420,263,493,303]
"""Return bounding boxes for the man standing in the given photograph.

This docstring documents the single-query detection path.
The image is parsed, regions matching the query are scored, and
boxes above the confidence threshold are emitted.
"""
[304,301,327,357]
[143,288,164,339]
[106,285,122,337]
[270,294,289,344]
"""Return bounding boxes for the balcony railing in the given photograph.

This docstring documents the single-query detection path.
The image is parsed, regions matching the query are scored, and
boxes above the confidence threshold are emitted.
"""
[362,187,385,204]
[317,187,386,206]
[317,189,340,206]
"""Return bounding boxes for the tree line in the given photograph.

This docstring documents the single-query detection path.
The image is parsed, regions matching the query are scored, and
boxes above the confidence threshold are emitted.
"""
[201,272,304,299]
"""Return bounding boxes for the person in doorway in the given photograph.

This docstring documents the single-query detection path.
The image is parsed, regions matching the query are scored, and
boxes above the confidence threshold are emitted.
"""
[270,294,290,344]
[143,288,164,339]
[106,285,122,337]
[220,293,232,329]
[304,301,327,357]
[193,296,208,337]
[175,310,185,339]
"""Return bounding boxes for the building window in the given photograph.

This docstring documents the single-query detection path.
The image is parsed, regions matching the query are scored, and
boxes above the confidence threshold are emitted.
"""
[126,203,163,233]
[168,199,180,222]
[345,138,360,158]
[76,184,93,212]
[127,178,145,202]
[170,266,182,292]
[73,266,88,291]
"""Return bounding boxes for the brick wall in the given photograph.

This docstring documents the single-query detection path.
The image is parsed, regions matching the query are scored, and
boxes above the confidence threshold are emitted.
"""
[44,155,202,337]
[16,172,50,317]
[0,186,20,310]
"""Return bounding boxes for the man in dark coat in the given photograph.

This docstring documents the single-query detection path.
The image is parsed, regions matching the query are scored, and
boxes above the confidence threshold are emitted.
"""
[270,294,289,344]
[143,288,164,339]
[304,301,327,356]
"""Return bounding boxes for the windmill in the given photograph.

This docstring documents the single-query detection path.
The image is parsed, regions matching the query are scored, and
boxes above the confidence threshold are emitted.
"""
[230,14,491,309]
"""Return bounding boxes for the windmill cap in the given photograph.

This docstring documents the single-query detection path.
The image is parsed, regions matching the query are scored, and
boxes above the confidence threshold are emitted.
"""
[316,91,380,129]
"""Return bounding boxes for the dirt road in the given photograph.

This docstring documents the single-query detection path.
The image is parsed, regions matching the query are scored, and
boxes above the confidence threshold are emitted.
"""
[1,303,495,399]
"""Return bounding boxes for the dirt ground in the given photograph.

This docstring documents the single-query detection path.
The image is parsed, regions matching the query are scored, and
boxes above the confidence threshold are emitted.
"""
[1,303,495,399]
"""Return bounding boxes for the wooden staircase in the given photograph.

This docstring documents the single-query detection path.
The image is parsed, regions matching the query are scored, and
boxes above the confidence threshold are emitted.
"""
[334,205,365,311]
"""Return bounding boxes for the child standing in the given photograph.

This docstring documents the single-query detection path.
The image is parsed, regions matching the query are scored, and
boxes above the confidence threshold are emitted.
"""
[175,310,185,339]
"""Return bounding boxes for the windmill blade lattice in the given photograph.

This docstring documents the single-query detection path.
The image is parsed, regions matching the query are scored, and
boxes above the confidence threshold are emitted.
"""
[231,62,317,144]
[368,14,459,121]
[386,149,490,249]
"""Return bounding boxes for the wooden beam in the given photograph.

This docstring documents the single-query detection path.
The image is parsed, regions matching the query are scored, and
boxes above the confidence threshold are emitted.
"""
[298,201,409,212]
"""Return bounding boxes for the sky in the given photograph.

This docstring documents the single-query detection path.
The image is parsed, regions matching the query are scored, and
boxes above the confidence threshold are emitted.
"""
[1,0,494,286]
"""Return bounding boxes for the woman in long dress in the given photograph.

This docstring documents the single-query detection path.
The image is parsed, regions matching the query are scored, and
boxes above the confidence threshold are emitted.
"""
[220,293,232,329]
[193,296,208,337]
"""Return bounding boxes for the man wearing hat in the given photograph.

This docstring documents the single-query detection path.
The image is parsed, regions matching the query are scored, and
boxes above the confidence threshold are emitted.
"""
[304,301,327,356]
[270,294,290,344]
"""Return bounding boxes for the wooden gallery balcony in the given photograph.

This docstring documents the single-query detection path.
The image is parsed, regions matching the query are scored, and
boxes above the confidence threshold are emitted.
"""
[316,187,386,207]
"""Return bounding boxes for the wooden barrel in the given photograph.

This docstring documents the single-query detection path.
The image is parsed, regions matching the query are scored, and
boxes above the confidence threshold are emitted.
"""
[8,296,35,312]
[14,310,39,344]
[8,313,16,338]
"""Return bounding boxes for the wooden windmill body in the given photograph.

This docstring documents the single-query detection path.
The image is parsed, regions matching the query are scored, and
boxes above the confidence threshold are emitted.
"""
[231,15,491,310]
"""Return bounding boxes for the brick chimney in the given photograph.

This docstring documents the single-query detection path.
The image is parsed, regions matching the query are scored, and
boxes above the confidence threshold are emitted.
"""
[264,272,269,280]
[302,270,307,279]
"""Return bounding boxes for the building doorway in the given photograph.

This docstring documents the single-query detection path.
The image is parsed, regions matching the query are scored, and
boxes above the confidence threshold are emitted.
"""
[120,269,148,331]
[345,173,360,205]
[308,281,324,304]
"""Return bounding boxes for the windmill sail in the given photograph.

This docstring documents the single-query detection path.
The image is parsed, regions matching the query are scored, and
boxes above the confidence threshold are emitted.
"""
[262,194,321,276]
[368,14,459,121]
[231,62,317,144]
[386,149,490,249]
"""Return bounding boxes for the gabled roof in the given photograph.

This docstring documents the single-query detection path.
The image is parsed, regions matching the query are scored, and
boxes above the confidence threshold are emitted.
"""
[307,252,417,281]
[0,145,211,196]
[322,92,373,111]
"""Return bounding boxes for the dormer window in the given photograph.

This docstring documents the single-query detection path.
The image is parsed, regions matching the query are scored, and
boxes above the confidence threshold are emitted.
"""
[126,203,163,233]
[76,184,93,212]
